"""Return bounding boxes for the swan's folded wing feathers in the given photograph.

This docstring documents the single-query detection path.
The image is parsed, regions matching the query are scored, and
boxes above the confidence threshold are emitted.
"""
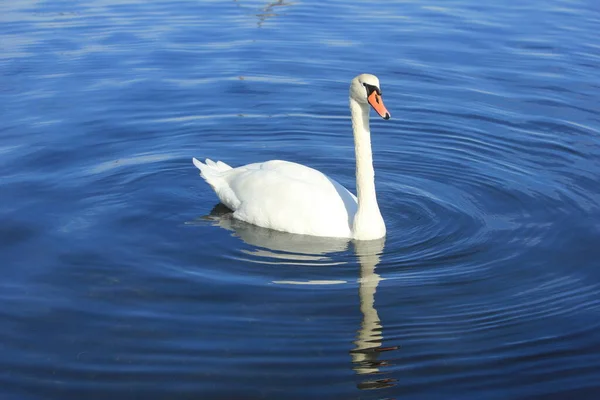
[224,161,356,237]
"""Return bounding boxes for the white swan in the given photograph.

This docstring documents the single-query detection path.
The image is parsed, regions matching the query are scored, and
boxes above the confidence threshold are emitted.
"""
[192,73,391,240]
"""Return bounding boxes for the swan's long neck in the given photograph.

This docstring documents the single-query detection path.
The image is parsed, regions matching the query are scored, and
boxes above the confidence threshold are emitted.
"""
[350,98,385,240]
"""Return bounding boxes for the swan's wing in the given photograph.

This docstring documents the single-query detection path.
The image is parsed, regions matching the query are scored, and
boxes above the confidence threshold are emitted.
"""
[225,160,356,204]
[221,160,358,237]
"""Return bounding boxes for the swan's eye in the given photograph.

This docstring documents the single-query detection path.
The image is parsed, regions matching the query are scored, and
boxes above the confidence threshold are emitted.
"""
[362,83,381,96]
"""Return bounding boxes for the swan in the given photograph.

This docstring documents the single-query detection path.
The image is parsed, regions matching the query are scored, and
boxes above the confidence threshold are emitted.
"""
[192,73,391,240]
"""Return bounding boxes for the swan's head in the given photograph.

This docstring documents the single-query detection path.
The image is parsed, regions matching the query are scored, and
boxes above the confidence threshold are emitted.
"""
[350,74,391,120]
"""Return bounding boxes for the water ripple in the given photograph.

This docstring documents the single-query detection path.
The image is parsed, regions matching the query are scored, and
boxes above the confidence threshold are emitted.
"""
[2,0,600,398]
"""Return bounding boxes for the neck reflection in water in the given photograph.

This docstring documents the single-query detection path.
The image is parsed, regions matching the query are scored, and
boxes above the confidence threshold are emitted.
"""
[351,239,398,390]
[191,203,398,391]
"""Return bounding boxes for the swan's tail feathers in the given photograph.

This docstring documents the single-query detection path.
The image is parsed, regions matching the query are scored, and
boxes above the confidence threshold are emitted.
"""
[204,158,232,172]
[193,157,218,188]
[216,160,232,171]
[192,158,239,210]
[192,157,232,189]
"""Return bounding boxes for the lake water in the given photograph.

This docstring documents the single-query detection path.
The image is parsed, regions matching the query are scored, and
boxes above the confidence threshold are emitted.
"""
[2,0,600,399]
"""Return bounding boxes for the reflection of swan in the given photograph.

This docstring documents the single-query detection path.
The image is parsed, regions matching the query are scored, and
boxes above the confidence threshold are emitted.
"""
[196,207,397,390]
[192,74,391,240]
[351,239,384,374]
[351,240,398,390]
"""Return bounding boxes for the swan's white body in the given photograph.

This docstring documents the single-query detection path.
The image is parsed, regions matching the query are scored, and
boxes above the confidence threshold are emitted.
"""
[193,158,358,238]
[193,74,390,240]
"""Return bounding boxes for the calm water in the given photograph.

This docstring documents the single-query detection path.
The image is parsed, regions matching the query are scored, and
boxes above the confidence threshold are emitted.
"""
[2,0,600,399]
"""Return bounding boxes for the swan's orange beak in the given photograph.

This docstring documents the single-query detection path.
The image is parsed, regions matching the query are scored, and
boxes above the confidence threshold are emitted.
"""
[368,91,391,120]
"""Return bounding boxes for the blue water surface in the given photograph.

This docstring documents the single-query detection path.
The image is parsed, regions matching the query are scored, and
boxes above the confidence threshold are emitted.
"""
[1,0,600,399]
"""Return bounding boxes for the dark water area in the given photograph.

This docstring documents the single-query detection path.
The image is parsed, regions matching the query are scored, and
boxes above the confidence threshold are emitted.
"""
[1,0,600,399]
